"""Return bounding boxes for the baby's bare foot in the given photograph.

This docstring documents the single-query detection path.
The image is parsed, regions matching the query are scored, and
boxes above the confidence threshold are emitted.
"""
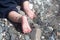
[26,10,36,19]
[22,16,31,33]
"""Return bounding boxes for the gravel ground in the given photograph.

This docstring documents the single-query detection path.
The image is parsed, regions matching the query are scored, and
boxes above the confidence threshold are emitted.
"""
[0,0,60,40]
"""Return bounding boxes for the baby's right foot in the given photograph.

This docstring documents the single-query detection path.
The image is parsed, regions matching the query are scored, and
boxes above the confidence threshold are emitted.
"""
[21,16,31,33]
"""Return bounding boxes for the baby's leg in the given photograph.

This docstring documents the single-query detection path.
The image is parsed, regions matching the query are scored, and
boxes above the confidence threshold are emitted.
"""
[8,11,31,33]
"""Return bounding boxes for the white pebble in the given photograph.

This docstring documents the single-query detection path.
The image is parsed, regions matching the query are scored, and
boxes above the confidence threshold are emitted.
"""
[41,36,45,39]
